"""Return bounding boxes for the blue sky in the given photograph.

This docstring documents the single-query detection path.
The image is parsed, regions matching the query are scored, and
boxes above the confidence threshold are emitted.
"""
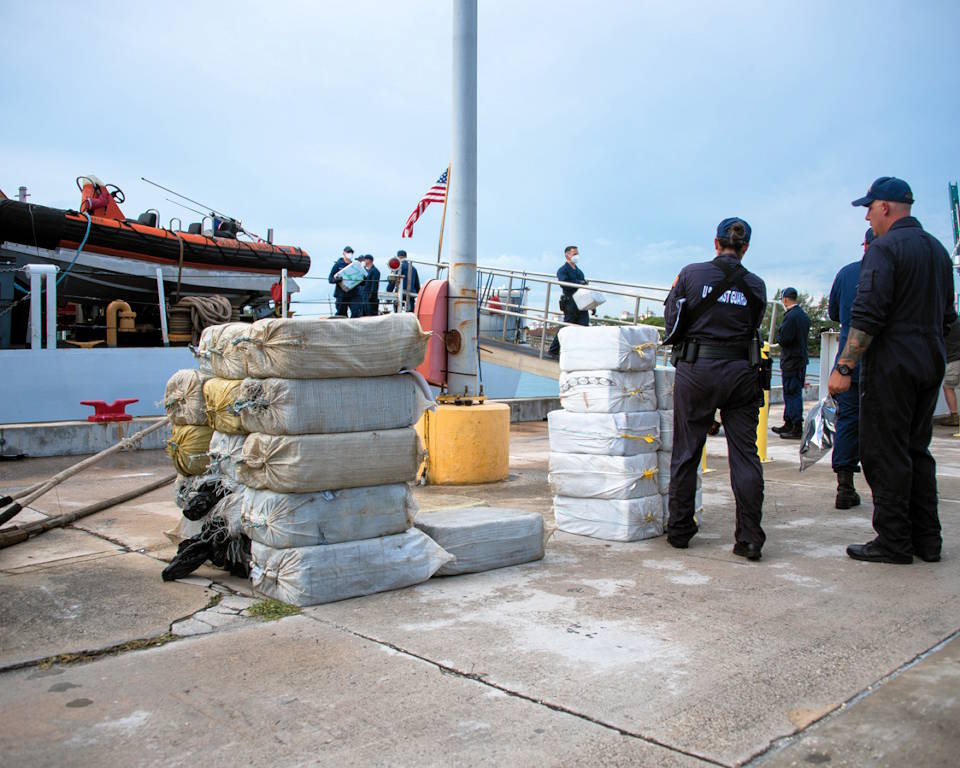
[2,1,958,317]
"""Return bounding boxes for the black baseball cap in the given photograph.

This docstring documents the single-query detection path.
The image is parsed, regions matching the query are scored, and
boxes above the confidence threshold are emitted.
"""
[851,177,914,207]
[397,249,407,258]
[362,254,374,262]
[343,246,354,253]
[782,287,798,300]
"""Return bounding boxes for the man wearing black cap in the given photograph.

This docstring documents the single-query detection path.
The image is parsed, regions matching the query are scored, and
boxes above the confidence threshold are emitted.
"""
[328,246,362,317]
[829,177,956,564]
[825,228,874,509]
[359,254,381,316]
[772,287,810,439]
[663,217,768,561]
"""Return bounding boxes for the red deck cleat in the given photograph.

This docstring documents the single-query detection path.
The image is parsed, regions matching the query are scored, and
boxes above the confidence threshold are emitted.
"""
[80,398,139,422]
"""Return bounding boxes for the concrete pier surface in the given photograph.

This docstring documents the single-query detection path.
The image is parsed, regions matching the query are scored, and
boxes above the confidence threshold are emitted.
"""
[1,420,958,767]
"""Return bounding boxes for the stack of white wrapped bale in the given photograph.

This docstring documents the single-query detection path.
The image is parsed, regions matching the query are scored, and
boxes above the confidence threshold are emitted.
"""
[654,366,703,530]
[548,325,663,541]
[224,314,452,605]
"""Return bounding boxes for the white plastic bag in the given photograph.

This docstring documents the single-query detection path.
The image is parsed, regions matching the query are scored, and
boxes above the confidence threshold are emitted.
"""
[548,410,660,456]
[799,395,837,472]
[549,452,658,499]
[554,495,663,541]
[572,288,606,312]
[558,325,660,372]
[558,369,656,413]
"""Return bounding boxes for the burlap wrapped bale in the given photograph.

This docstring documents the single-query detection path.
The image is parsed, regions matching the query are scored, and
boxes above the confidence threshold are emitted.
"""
[238,314,429,380]
[554,495,663,541]
[249,529,453,606]
[238,428,425,493]
[203,322,250,379]
[558,369,656,413]
[240,484,416,548]
[164,369,210,426]
[203,378,246,434]
[210,491,244,538]
[235,374,433,435]
[414,507,545,575]
[547,410,660,456]
[558,325,660,373]
[208,431,245,485]
[549,452,658,499]
[166,424,213,476]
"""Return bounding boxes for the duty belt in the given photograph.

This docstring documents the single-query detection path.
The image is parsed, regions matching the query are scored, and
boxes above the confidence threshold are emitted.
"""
[695,344,749,360]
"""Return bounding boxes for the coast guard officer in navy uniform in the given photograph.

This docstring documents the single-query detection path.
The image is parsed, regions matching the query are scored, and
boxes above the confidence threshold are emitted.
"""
[772,287,810,440]
[826,228,874,510]
[548,245,589,358]
[829,177,955,564]
[664,218,768,560]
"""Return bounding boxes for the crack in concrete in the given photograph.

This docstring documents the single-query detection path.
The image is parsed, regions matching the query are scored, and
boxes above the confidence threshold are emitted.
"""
[309,615,727,767]
[741,628,960,766]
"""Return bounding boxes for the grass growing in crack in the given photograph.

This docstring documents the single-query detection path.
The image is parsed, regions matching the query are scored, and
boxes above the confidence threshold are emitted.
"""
[248,599,300,621]
[35,634,179,669]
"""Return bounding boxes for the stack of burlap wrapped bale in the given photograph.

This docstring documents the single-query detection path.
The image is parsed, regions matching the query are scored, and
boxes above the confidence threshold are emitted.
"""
[223,313,452,605]
[653,365,703,530]
[547,325,664,541]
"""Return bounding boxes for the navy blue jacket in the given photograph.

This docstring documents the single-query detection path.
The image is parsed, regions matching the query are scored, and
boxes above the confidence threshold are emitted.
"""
[776,304,811,373]
[828,259,862,382]
[557,262,587,297]
[328,257,358,298]
[850,216,956,386]
[386,260,420,295]
[664,253,767,344]
[361,265,381,301]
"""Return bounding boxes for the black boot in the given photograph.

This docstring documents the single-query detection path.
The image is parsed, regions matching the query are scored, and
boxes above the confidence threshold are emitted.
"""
[780,420,803,440]
[771,419,791,435]
[835,469,860,509]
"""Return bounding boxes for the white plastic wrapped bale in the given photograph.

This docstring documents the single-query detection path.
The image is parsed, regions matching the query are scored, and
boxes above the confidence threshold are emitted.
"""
[659,410,674,452]
[660,489,703,528]
[414,507,545,575]
[554,495,663,541]
[235,373,433,435]
[558,325,660,373]
[249,529,453,606]
[208,431,245,486]
[238,428,425,493]
[240,484,416,548]
[238,314,429,380]
[548,410,659,456]
[558,370,656,413]
[654,366,676,411]
[657,450,702,495]
[164,369,210,426]
[549,452,658,499]
[202,322,251,380]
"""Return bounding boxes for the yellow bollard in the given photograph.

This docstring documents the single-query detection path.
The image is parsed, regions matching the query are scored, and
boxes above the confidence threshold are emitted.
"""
[756,342,773,463]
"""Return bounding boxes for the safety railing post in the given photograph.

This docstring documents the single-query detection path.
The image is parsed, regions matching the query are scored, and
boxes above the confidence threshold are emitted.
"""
[501,274,513,341]
[756,342,773,462]
[155,267,169,346]
[25,264,58,350]
[633,296,641,325]
[281,269,289,318]
[539,283,552,358]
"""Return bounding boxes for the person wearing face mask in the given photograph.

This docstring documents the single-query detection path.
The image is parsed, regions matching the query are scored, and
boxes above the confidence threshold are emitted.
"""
[547,245,589,358]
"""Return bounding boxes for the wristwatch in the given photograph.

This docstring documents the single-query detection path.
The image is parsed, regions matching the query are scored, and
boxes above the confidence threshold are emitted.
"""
[835,363,853,376]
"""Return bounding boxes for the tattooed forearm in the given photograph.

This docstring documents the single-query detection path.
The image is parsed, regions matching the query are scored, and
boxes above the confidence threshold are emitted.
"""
[838,327,874,366]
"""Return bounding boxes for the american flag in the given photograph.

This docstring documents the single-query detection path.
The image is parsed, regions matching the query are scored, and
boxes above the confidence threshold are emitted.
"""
[401,168,448,238]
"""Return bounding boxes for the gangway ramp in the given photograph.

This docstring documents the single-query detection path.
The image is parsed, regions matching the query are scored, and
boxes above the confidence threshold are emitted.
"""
[479,337,559,379]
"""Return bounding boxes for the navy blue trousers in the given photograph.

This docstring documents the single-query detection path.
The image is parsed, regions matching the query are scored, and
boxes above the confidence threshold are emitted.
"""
[668,359,765,548]
[782,369,805,424]
[831,383,860,473]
